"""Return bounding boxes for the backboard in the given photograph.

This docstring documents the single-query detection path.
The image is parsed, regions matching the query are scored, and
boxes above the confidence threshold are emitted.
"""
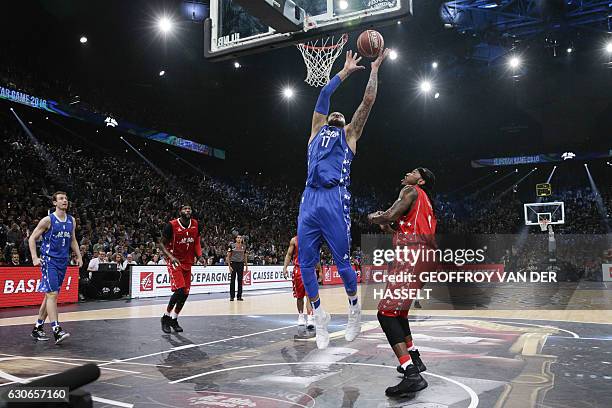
[524,202,565,226]
[205,0,412,61]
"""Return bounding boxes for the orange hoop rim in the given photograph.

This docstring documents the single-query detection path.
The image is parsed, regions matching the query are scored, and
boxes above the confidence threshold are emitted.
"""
[299,34,348,51]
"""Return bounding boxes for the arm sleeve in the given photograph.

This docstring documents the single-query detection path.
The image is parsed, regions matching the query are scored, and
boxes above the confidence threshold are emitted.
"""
[162,223,173,241]
[314,74,342,115]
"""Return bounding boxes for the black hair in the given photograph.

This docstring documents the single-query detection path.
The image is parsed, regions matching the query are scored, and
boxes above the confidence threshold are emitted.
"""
[417,167,436,214]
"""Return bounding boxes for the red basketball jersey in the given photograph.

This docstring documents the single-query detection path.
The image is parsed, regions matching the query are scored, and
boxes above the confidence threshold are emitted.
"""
[395,185,437,247]
[169,218,202,265]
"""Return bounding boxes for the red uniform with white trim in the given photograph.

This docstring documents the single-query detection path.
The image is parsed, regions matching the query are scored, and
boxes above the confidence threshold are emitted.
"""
[292,238,306,299]
[379,185,437,317]
[167,218,202,294]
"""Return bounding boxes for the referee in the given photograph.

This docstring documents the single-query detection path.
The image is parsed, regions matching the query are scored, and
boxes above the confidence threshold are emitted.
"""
[227,235,247,301]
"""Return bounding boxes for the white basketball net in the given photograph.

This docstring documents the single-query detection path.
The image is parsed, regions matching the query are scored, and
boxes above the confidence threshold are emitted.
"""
[297,34,348,87]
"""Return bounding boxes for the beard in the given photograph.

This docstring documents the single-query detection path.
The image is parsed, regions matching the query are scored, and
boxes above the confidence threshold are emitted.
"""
[328,118,345,128]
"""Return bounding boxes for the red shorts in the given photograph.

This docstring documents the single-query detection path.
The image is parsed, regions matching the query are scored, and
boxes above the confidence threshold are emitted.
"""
[377,258,434,317]
[168,263,192,294]
[292,267,306,299]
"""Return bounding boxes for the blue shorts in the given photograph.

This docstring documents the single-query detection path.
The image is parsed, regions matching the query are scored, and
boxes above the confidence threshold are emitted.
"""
[37,256,69,293]
[297,186,352,269]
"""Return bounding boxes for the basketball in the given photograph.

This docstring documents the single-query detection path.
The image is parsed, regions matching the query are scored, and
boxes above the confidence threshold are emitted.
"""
[357,30,384,58]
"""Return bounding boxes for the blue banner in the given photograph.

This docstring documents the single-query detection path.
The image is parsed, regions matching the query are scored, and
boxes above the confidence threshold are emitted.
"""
[0,85,225,159]
[471,151,611,167]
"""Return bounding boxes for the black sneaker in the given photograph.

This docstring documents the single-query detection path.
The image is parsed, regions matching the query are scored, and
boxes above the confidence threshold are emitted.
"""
[237,297,244,301]
[386,364,428,397]
[396,349,426,374]
[52,327,70,344]
[161,315,172,334]
[230,298,234,302]
[170,318,183,333]
[31,326,49,341]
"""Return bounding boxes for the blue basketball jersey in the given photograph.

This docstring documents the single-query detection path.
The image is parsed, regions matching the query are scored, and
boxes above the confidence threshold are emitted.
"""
[306,125,354,188]
[41,213,73,260]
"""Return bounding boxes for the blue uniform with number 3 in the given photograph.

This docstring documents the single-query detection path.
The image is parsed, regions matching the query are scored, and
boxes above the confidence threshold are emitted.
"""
[298,124,358,298]
[37,213,72,293]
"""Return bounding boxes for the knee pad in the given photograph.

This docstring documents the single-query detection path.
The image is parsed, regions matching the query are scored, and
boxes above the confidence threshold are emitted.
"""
[377,312,406,346]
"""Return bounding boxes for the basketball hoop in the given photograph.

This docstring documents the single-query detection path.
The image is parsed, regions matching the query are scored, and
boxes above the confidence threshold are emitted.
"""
[297,34,348,87]
[539,219,550,232]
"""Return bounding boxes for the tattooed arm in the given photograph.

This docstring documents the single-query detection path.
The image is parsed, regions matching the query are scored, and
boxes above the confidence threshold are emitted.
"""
[346,49,389,152]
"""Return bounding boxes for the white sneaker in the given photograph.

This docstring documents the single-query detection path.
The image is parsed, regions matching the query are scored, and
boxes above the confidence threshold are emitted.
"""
[297,313,306,326]
[306,314,315,330]
[345,303,362,342]
[314,309,331,349]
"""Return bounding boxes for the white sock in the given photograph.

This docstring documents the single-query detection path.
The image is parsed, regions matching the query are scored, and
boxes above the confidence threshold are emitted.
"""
[171,311,178,319]
[401,359,414,370]
[164,312,171,317]
[348,295,359,307]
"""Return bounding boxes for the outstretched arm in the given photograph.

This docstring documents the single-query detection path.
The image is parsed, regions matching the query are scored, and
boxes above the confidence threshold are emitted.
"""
[368,186,417,225]
[346,49,389,149]
[310,51,365,142]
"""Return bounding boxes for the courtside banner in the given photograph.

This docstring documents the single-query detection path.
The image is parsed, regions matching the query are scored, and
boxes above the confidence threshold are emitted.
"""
[130,265,292,299]
[321,265,362,285]
[0,266,79,308]
[603,264,612,282]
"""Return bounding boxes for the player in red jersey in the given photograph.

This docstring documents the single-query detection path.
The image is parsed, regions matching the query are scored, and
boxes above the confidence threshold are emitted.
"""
[159,204,203,334]
[368,167,436,397]
[283,236,319,329]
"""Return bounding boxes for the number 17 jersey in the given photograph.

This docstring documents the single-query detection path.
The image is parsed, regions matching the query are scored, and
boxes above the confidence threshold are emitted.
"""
[305,125,354,189]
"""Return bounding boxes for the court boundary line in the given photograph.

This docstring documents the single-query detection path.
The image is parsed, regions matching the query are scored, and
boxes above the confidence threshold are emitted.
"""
[168,362,479,408]
[98,324,296,366]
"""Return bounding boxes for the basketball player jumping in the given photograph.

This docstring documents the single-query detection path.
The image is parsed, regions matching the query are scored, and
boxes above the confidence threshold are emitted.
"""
[29,191,83,344]
[368,168,436,396]
[159,204,203,334]
[298,48,389,349]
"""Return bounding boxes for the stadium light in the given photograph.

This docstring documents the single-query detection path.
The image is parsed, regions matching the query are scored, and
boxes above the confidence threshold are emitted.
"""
[432,61,438,69]
[420,80,432,93]
[283,87,295,99]
[434,92,440,99]
[159,70,165,76]
[509,56,521,69]
[389,50,398,60]
[339,0,349,10]
[234,61,241,69]
[606,42,612,54]
[566,47,573,54]
[157,17,173,34]
[80,36,88,44]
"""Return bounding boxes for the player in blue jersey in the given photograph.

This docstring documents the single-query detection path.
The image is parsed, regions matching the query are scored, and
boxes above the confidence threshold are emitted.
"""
[298,48,389,349]
[28,191,82,344]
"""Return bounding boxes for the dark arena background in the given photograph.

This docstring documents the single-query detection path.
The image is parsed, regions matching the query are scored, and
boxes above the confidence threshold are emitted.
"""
[1,1,611,407]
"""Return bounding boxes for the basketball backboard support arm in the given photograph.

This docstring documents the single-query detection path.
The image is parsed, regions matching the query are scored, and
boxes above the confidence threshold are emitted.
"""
[204,0,413,61]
